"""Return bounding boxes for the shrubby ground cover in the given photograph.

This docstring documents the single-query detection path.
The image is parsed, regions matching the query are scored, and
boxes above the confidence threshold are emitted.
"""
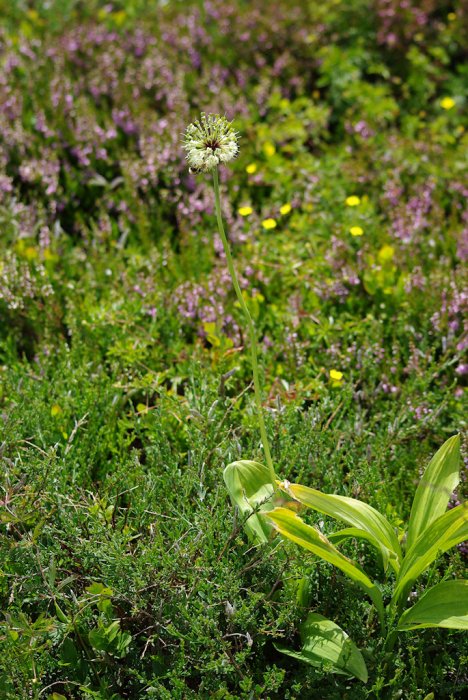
[0,1,467,698]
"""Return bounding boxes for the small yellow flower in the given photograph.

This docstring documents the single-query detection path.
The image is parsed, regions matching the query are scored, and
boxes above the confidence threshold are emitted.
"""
[238,206,253,217]
[440,97,456,110]
[51,404,62,417]
[349,226,364,237]
[113,10,127,26]
[280,203,292,215]
[24,246,38,261]
[263,142,276,157]
[345,195,361,207]
[447,12,456,21]
[262,218,277,230]
[378,245,395,263]
[246,163,257,174]
[43,248,57,262]
[329,369,343,381]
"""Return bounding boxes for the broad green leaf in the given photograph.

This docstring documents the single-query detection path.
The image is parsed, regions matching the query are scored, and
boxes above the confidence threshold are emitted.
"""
[397,580,468,631]
[280,481,401,572]
[328,527,395,573]
[275,612,368,682]
[393,503,468,606]
[59,637,79,666]
[223,460,275,544]
[88,627,108,652]
[406,435,460,551]
[265,507,384,623]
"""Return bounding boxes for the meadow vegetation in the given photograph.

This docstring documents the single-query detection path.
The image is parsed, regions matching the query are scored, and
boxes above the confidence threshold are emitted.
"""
[0,1,467,698]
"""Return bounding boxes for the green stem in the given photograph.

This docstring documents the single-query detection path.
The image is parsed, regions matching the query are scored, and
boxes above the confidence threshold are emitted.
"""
[212,168,276,488]
[384,629,398,652]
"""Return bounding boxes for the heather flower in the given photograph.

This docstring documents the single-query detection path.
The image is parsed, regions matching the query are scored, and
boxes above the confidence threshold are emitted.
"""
[183,113,239,173]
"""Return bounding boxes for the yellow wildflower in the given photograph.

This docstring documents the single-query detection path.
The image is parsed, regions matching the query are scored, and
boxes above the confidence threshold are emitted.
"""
[280,203,292,215]
[447,12,456,21]
[262,218,277,230]
[51,404,62,417]
[246,163,257,174]
[263,142,276,157]
[43,248,57,262]
[329,369,343,381]
[378,245,395,263]
[113,10,127,26]
[349,226,364,237]
[345,195,361,207]
[24,246,38,261]
[440,97,455,110]
[238,206,253,217]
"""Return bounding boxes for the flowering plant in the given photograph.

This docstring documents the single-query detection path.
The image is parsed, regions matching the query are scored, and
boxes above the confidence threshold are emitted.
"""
[183,114,468,682]
[183,114,276,489]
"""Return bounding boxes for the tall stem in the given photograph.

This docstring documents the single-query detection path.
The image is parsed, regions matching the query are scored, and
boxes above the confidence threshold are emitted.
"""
[212,168,276,487]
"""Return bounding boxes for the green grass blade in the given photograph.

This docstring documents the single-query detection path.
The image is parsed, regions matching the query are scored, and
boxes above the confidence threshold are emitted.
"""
[223,460,275,544]
[282,482,401,569]
[265,507,384,623]
[275,612,368,682]
[397,580,468,631]
[406,435,460,551]
[393,503,468,606]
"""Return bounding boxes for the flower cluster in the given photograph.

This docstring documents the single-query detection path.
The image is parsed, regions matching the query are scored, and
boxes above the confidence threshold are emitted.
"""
[183,114,239,173]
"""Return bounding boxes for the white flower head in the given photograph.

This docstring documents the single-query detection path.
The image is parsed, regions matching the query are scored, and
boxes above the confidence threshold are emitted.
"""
[183,113,239,173]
